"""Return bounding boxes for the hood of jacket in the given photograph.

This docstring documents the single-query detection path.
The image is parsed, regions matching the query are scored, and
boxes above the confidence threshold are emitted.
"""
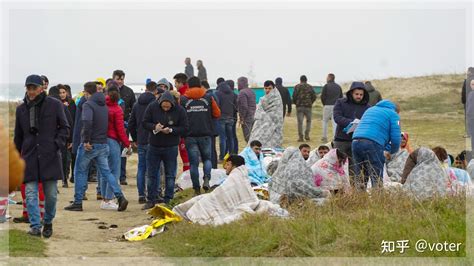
[158,91,176,107]
[89,92,106,106]
[225,80,235,90]
[157,78,171,90]
[275,77,283,86]
[365,82,376,92]
[184,87,207,100]
[138,91,156,105]
[217,82,233,94]
[375,99,397,111]
[346,82,369,105]
[237,77,249,91]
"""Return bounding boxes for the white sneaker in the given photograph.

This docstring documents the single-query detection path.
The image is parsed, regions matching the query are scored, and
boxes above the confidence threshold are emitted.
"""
[100,201,118,210]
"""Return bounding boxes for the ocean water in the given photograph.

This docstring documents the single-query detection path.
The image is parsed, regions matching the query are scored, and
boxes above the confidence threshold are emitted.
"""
[0,83,323,103]
[0,83,147,101]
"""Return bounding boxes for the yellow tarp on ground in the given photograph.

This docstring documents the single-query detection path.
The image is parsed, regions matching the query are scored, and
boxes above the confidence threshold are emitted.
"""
[123,205,182,241]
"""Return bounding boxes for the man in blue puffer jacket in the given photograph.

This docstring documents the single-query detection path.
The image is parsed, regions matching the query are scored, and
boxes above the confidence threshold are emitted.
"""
[352,100,401,190]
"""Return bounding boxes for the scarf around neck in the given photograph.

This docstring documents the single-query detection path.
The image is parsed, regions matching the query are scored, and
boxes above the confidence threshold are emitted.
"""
[25,91,46,134]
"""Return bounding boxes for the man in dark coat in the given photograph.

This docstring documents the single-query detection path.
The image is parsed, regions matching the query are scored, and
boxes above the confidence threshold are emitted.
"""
[320,73,343,142]
[142,91,188,208]
[216,81,237,160]
[365,81,382,106]
[14,74,70,237]
[128,81,158,203]
[333,81,370,182]
[275,77,292,118]
[237,77,256,142]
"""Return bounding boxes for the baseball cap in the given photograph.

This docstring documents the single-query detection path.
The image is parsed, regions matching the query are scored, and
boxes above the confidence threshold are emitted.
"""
[25,75,44,87]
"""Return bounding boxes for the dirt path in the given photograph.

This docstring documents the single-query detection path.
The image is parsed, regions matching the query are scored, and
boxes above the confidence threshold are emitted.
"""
[8,154,159,257]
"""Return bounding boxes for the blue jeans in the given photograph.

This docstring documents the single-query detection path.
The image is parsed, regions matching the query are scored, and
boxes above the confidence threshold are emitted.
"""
[146,145,178,204]
[26,180,57,229]
[95,161,102,195]
[185,136,212,189]
[137,144,148,197]
[352,139,385,190]
[219,119,235,160]
[74,143,124,204]
[100,138,121,200]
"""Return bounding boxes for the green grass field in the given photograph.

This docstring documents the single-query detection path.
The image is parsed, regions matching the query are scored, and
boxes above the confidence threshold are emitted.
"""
[144,74,470,257]
[148,192,467,257]
[0,230,47,257]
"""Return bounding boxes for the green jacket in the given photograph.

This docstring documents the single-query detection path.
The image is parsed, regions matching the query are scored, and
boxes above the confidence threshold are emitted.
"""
[292,83,316,108]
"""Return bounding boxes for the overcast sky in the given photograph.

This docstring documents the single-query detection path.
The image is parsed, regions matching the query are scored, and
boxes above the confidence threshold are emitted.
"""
[1,1,471,87]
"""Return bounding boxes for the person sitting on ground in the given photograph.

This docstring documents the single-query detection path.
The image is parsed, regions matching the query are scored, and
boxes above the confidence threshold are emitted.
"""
[239,140,268,186]
[173,155,286,226]
[400,132,413,154]
[385,138,410,183]
[454,151,468,170]
[270,147,327,204]
[317,145,330,158]
[248,80,284,148]
[299,144,311,161]
[306,144,331,166]
[432,147,472,189]
[400,147,451,200]
[311,149,350,194]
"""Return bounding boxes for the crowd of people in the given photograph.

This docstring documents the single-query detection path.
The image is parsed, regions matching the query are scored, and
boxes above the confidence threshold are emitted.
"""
[5,58,473,237]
